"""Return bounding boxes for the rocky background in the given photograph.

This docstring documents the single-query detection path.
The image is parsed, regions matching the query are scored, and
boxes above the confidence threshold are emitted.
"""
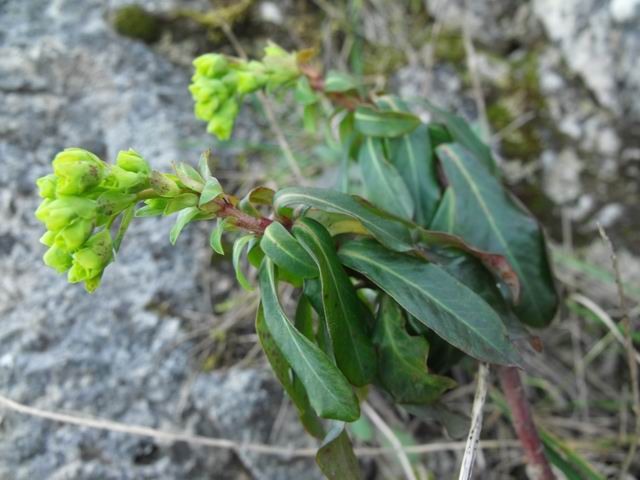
[0,1,638,479]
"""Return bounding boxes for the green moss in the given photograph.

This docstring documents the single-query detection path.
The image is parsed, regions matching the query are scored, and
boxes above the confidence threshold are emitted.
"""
[112,5,162,44]
[433,29,466,66]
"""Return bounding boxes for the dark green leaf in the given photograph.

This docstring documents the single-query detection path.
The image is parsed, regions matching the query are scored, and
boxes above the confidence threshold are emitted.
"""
[354,106,420,138]
[260,221,319,278]
[274,187,413,252]
[316,422,362,480]
[232,234,254,291]
[358,137,414,219]
[293,218,376,386]
[256,306,324,438]
[259,259,360,421]
[324,70,360,93]
[198,177,223,207]
[422,100,497,173]
[175,162,204,192]
[374,296,456,403]
[391,124,441,225]
[429,187,456,232]
[170,206,199,245]
[338,238,523,366]
[209,217,230,255]
[436,143,559,327]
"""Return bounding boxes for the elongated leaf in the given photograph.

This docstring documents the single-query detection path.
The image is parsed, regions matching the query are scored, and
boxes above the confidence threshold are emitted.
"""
[303,279,335,358]
[316,422,362,480]
[256,306,324,438]
[239,186,275,217]
[198,150,213,179]
[422,100,497,173]
[232,235,254,291]
[375,296,456,403]
[359,137,414,219]
[306,211,370,237]
[354,106,420,138]
[417,228,520,303]
[260,222,318,278]
[391,124,441,225]
[436,143,558,327]
[198,177,223,207]
[293,218,376,386]
[324,70,360,93]
[338,239,523,366]
[209,217,230,255]
[175,162,204,192]
[274,187,413,252]
[429,187,456,232]
[170,206,199,245]
[164,193,198,215]
[436,250,532,348]
[259,259,360,421]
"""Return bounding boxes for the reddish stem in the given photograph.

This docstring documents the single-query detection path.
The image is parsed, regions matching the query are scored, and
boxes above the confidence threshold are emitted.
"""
[212,198,275,235]
[498,366,555,480]
[300,64,367,111]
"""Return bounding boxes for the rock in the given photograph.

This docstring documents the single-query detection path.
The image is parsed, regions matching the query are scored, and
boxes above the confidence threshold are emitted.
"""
[0,0,303,478]
[191,369,323,480]
[423,0,542,48]
[542,149,583,204]
[533,0,640,125]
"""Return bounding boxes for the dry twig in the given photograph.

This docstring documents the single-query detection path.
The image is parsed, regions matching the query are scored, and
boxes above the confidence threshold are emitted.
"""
[458,363,490,480]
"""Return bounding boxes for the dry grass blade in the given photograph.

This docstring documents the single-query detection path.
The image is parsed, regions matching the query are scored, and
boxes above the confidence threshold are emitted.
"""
[569,293,640,366]
[458,363,489,480]
[596,225,640,478]
[362,402,418,480]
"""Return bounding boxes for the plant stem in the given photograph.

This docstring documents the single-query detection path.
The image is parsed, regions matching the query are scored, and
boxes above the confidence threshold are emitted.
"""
[497,366,555,480]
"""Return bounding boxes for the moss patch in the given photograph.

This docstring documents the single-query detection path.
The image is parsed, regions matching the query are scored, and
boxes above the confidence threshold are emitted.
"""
[112,5,162,44]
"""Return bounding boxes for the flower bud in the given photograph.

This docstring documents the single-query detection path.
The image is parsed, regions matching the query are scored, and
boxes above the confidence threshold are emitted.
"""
[68,230,113,283]
[39,197,97,232]
[189,78,227,103]
[116,149,150,175]
[53,148,105,195]
[193,53,228,78]
[206,99,239,141]
[43,245,73,273]
[150,171,181,197]
[237,71,266,94]
[54,218,94,251]
[40,230,57,247]
[36,174,57,199]
[194,98,221,122]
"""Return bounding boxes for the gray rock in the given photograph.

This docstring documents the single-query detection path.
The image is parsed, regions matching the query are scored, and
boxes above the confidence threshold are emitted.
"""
[0,1,305,478]
[533,0,640,124]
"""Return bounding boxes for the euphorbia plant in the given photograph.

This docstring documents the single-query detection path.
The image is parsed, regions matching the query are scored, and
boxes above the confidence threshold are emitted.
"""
[35,44,560,479]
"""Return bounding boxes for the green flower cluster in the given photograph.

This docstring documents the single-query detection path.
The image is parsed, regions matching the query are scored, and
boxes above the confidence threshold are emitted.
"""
[189,42,301,141]
[35,148,151,292]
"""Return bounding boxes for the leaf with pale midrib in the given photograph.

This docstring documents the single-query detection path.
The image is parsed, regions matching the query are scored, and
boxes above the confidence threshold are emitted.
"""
[436,143,559,327]
[259,259,360,421]
[338,238,523,366]
[293,217,376,387]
